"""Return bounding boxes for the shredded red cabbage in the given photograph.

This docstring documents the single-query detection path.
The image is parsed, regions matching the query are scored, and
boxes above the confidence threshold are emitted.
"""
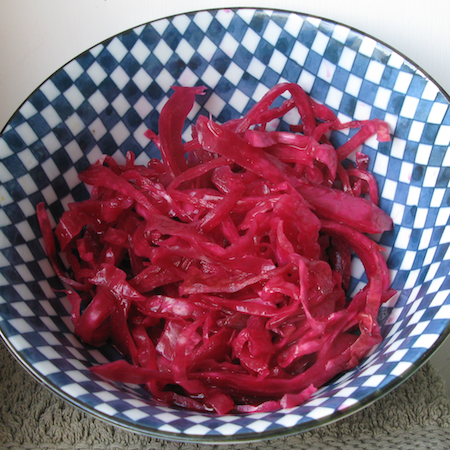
[37,83,395,414]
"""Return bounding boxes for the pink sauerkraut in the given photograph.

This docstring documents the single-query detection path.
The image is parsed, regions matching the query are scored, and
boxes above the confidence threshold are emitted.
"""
[37,83,395,414]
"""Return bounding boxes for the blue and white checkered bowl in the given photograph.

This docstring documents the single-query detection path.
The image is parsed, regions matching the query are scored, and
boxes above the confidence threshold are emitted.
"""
[1,8,450,443]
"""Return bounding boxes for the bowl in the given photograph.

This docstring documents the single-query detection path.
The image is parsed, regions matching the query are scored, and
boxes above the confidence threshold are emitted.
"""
[1,7,450,443]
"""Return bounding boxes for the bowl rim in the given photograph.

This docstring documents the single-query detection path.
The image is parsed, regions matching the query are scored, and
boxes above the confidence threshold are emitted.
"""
[2,5,450,135]
[1,6,450,443]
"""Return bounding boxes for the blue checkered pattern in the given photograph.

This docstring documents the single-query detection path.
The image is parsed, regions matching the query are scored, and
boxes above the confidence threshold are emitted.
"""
[1,8,450,443]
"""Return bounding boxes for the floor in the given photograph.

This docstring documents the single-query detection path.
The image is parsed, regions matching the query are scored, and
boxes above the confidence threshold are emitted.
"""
[430,336,450,398]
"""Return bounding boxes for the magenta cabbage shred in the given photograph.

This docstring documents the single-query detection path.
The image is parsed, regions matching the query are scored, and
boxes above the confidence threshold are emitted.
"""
[37,83,396,415]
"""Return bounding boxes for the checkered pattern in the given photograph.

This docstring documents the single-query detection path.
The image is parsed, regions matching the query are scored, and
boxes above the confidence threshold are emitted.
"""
[1,8,450,443]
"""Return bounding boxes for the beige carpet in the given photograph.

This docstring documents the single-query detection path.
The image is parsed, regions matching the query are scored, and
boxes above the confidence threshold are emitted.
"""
[1,340,450,450]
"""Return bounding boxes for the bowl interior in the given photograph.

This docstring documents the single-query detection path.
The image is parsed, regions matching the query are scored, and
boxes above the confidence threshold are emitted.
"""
[1,8,450,443]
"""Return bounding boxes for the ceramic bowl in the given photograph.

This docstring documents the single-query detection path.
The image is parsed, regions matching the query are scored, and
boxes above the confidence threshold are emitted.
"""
[1,8,450,443]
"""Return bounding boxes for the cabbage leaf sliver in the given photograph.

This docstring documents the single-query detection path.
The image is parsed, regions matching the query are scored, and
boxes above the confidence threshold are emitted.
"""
[37,83,395,414]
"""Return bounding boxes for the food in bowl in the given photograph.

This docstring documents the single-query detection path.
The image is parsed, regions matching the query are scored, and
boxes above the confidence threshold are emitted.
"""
[2,8,450,441]
[37,82,395,414]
